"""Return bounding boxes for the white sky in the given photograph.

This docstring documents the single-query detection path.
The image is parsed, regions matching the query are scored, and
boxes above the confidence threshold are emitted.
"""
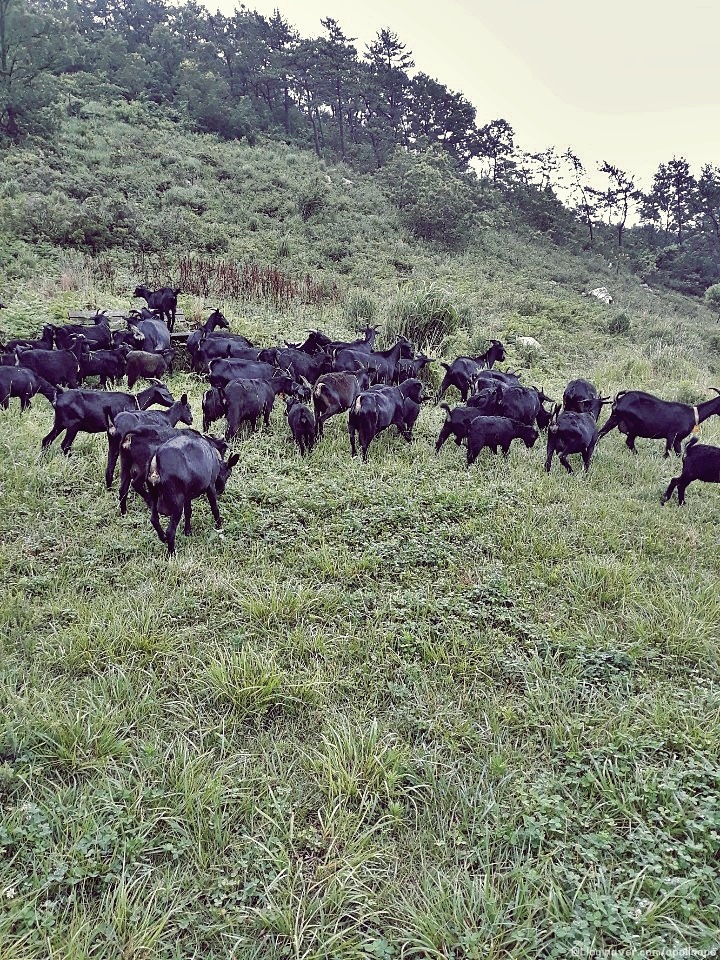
[211,0,720,188]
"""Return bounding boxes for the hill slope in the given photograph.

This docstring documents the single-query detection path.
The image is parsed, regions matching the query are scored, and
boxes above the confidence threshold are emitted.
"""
[0,110,719,958]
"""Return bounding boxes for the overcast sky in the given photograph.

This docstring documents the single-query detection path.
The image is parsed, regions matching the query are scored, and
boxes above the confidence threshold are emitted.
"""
[212,0,719,188]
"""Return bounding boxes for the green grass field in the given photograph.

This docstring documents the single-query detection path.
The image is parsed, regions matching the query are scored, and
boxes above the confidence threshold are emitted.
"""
[1,283,719,959]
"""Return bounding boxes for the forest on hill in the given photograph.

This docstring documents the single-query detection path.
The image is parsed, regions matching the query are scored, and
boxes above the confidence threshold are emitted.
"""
[1,0,720,300]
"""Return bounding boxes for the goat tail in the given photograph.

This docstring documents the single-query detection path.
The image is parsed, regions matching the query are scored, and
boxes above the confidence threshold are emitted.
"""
[352,395,363,414]
[147,455,161,486]
[440,362,450,371]
[313,382,325,399]
[684,436,700,456]
[438,402,451,420]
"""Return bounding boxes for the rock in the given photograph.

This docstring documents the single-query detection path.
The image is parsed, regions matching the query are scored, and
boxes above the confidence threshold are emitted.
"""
[515,336,543,352]
[587,286,614,305]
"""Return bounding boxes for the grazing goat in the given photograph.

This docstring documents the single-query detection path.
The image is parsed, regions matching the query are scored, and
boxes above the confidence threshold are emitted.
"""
[223,375,299,437]
[126,314,170,353]
[126,349,175,389]
[597,388,720,456]
[53,312,111,351]
[312,370,371,438]
[662,437,720,505]
[285,398,316,455]
[394,353,432,385]
[42,383,174,455]
[147,432,239,554]
[2,325,55,353]
[133,285,181,332]
[79,345,130,389]
[208,358,278,390]
[466,416,538,465]
[545,409,598,473]
[287,329,334,355]
[562,378,611,421]
[348,379,424,462]
[16,343,87,389]
[0,368,55,410]
[202,387,227,433]
[105,393,193,487]
[435,402,491,454]
[438,342,507,402]
[335,340,409,385]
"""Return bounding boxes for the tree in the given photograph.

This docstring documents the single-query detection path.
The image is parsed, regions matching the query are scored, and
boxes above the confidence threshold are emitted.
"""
[363,28,413,164]
[696,165,720,256]
[562,149,597,245]
[597,162,637,248]
[641,158,697,244]
[315,18,357,160]
[407,73,479,168]
[0,0,75,139]
[476,119,515,184]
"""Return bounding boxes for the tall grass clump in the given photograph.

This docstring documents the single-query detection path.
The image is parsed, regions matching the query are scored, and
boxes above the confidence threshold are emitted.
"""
[385,281,464,353]
[343,289,377,324]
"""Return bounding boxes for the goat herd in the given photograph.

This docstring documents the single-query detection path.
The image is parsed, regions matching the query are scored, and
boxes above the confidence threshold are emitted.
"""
[1,289,719,554]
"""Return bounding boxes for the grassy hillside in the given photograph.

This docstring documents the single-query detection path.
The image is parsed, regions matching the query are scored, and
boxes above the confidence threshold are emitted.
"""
[1,114,719,958]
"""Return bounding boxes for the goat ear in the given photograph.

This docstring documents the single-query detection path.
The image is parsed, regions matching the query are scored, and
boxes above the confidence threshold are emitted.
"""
[180,393,188,404]
[228,453,240,468]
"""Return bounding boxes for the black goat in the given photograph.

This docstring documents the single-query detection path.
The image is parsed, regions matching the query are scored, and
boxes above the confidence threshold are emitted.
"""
[223,375,299,437]
[335,340,408,385]
[466,416,538,465]
[53,312,112,351]
[285,397,316,455]
[127,314,170,352]
[42,383,174,455]
[662,437,720,505]
[348,379,424,462]
[394,353,432,385]
[1,325,55,353]
[126,349,174,389]
[312,370,371,438]
[597,388,720,456]
[133,285,181,332]
[545,409,598,473]
[202,387,227,433]
[147,432,239,554]
[563,378,611,421]
[105,393,193,487]
[0,368,55,410]
[286,329,334,355]
[79,345,130,389]
[208,358,278,390]
[435,401,491,454]
[16,343,86,389]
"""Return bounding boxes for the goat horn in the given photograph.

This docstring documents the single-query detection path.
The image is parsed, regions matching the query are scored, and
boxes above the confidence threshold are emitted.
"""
[710,387,720,396]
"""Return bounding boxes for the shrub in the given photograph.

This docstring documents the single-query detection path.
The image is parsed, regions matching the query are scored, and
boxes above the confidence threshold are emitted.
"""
[276,235,291,260]
[386,281,465,352]
[297,177,328,221]
[380,147,475,249]
[704,283,720,318]
[344,289,377,324]
[607,312,631,335]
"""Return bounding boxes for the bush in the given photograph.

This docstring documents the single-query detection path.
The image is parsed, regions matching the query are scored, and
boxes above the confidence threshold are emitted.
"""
[386,281,465,352]
[297,177,328,221]
[704,283,720,317]
[607,312,631,335]
[344,289,377,324]
[380,147,475,250]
